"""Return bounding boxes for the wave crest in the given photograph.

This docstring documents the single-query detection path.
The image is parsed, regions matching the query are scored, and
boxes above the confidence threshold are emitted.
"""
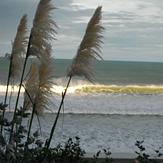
[75,85,163,94]
[1,83,163,95]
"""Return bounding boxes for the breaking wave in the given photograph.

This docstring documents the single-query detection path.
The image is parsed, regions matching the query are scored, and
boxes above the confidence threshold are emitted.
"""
[1,83,163,95]
[1,78,163,116]
[74,84,163,94]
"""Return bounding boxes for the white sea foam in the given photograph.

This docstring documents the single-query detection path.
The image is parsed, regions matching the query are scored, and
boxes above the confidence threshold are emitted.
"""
[1,83,163,95]
[4,93,163,116]
[22,113,163,154]
[52,85,80,94]
[0,85,24,93]
[51,93,163,115]
[1,84,163,115]
[0,84,82,95]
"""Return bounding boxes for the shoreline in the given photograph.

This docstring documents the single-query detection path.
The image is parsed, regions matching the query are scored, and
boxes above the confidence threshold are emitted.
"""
[83,153,163,163]
[83,158,163,163]
[4,111,163,117]
[85,152,163,159]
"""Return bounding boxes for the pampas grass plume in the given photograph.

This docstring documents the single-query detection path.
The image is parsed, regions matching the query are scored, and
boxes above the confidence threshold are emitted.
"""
[10,15,28,82]
[67,6,104,81]
[29,0,57,59]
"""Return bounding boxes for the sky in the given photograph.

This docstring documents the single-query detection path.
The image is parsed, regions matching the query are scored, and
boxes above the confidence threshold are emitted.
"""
[1,0,163,62]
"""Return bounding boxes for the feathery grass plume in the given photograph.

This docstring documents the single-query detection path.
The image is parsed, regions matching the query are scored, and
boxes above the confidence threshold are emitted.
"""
[46,6,104,150]
[10,14,28,82]
[67,6,104,81]
[10,0,57,142]
[34,56,54,115]
[8,15,28,111]
[26,50,54,147]
[1,15,28,133]
[5,14,27,103]
[29,0,57,60]
[26,0,57,113]
[23,0,56,109]
[23,63,38,111]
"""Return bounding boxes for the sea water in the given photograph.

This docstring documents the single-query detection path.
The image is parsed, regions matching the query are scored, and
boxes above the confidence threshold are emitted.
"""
[0,58,163,155]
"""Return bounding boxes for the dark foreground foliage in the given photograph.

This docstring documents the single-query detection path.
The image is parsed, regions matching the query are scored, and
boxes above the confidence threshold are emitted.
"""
[0,136,84,163]
[135,140,162,163]
[0,130,162,163]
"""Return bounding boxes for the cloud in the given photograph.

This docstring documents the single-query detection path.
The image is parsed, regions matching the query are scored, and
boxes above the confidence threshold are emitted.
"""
[0,0,163,62]
[0,41,11,45]
[55,34,80,48]
[71,0,163,23]
[72,16,90,24]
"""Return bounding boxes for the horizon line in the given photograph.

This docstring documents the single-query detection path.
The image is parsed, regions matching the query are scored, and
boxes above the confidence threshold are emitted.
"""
[1,56,163,63]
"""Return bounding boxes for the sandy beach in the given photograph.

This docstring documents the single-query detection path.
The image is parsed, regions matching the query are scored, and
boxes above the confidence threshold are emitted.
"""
[3,113,161,155]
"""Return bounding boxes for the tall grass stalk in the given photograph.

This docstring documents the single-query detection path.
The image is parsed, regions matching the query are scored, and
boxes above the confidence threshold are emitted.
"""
[1,15,27,133]
[25,56,54,149]
[45,76,72,149]
[45,6,104,150]
[22,64,37,148]
[23,63,38,111]
[9,35,32,142]
[9,0,56,142]
[26,102,36,147]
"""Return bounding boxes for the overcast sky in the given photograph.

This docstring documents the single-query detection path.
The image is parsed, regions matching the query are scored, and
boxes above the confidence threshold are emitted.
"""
[1,0,163,62]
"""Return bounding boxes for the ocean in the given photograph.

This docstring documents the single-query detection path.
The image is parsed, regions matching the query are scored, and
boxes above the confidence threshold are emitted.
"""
[1,58,163,85]
[0,58,163,155]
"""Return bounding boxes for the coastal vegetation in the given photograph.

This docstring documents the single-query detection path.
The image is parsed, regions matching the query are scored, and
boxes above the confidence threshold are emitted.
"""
[0,0,162,162]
